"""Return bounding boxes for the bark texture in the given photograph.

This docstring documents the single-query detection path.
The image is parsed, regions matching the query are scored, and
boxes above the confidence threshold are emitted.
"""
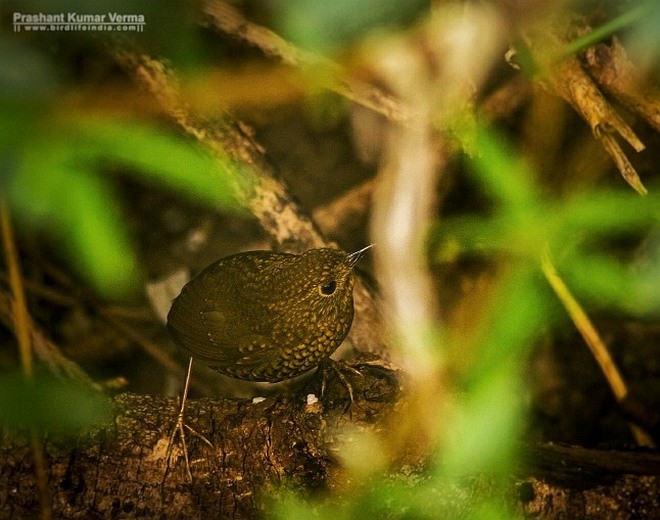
[2,365,659,519]
[1,363,398,519]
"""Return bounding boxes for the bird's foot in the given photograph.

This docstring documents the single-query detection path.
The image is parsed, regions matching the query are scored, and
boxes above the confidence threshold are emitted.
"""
[320,359,364,413]
[165,407,213,483]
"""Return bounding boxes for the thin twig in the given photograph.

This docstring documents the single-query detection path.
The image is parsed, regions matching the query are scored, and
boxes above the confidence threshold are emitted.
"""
[541,247,655,448]
[0,201,33,376]
[201,0,414,125]
[98,310,217,396]
[582,37,660,133]
[0,199,53,520]
[0,289,101,392]
[0,270,78,307]
[517,21,649,195]
[17,261,217,396]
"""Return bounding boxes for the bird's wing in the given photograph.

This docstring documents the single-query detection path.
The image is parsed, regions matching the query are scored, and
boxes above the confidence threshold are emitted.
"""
[167,251,291,379]
[200,309,275,361]
[169,304,275,360]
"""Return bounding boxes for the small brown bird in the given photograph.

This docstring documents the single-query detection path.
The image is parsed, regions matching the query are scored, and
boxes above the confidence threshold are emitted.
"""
[167,246,371,382]
[165,245,371,480]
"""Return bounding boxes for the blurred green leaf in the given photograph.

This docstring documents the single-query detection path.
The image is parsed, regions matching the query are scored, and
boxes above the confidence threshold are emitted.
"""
[465,267,547,387]
[421,121,658,519]
[10,153,140,299]
[558,190,660,235]
[565,0,658,56]
[0,372,109,434]
[270,0,428,51]
[70,117,242,208]
[625,1,660,69]
[434,125,660,316]
[5,114,244,299]
[442,367,523,477]
[469,127,539,210]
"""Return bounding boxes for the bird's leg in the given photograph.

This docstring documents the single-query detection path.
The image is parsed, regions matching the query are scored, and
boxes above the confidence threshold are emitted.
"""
[320,358,364,412]
[166,356,194,481]
[165,357,213,482]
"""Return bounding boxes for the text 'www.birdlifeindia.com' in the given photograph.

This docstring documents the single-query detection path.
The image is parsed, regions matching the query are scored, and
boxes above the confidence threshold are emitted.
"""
[12,11,145,33]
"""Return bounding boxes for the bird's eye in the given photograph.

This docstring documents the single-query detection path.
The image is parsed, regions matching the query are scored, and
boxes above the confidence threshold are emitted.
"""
[320,280,337,296]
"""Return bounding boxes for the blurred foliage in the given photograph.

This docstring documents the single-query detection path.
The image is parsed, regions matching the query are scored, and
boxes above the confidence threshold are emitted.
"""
[566,0,659,56]
[0,40,242,299]
[268,120,658,517]
[0,371,109,434]
[5,114,243,299]
[0,6,247,455]
[435,127,660,316]
[268,0,428,51]
[0,0,658,517]
[511,1,660,79]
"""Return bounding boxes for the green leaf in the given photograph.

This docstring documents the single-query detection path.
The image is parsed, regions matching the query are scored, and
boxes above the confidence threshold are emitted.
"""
[442,367,523,477]
[71,117,244,209]
[9,143,140,299]
[465,268,547,386]
[469,127,539,210]
[270,0,427,51]
[564,1,656,56]
[0,373,109,434]
[7,114,245,299]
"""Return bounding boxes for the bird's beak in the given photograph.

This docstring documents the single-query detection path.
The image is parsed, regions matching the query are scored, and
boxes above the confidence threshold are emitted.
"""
[347,244,374,268]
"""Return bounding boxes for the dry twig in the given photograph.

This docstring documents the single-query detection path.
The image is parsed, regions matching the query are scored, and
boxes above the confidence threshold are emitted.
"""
[0,201,53,520]
[200,0,414,125]
[513,18,650,195]
[112,49,385,357]
[541,249,655,448]
[582,37,660,133]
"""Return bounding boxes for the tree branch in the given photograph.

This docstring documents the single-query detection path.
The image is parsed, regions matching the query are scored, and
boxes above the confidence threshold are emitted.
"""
[112,49,385,358]
[2,378,659,519]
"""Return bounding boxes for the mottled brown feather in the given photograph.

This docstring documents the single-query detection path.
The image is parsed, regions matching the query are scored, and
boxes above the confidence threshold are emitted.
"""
[167,248,357,382]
